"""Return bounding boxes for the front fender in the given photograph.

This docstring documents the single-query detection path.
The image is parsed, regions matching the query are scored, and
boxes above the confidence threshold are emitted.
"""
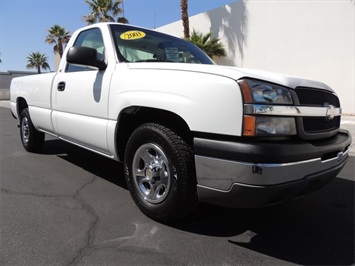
[108,67,243,136]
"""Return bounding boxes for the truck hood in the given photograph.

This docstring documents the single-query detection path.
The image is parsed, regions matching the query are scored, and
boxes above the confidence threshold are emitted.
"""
[127,63,334,92]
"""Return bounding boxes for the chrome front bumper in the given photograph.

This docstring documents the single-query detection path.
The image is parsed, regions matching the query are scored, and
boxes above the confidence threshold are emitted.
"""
[194,130,351,208]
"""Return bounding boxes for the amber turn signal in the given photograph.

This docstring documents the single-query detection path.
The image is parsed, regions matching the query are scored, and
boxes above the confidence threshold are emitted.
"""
[238,80,253,103]
[243,115,256,136]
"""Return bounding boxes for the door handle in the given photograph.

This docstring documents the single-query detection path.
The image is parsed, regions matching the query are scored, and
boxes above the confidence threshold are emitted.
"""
[57,82,66,91]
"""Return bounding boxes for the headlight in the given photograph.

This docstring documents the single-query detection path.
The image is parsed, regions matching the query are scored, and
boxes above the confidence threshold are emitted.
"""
[243,116,297,136]
[238,79,296,137]
[238,79,293,105]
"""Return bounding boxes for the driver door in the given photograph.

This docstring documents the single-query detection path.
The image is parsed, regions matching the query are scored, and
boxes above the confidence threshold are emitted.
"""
[52,27,112,155]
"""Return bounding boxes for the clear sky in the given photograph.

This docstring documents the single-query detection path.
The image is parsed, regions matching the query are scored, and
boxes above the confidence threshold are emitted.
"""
[0,0,236,72]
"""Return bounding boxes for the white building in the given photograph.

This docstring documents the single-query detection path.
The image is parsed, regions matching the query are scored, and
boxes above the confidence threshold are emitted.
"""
[157,0,355,115]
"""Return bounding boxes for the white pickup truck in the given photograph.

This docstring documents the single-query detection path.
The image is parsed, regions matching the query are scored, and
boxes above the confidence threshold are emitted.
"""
[10,23,352,223]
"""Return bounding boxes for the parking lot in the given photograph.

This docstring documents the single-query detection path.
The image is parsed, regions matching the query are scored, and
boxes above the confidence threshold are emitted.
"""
[0,103,354,265]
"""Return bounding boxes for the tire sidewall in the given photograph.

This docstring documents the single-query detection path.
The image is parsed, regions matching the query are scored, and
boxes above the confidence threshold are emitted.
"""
[20,109,32,151]
[20,108,44,152]
[124,124,189,220]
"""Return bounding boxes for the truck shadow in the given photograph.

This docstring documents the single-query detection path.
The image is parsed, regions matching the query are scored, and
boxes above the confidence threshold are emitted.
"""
[180,181,354,265]
[42,139,354,265]
[42,139,127,189]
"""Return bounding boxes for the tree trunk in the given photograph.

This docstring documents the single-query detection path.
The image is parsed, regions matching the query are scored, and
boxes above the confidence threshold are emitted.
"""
[58,41,63,58]
[181,0,190,39]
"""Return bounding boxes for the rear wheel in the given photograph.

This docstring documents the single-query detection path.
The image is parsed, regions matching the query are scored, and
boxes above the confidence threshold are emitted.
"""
[20,108,44,152]
[124,123,197,223]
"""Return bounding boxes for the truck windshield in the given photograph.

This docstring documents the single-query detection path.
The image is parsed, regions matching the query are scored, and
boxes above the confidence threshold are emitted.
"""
[109,24,214,65]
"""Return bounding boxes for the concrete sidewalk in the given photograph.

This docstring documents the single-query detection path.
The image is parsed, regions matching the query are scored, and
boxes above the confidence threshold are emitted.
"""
[1,100,354,156]
[0,100,10,108]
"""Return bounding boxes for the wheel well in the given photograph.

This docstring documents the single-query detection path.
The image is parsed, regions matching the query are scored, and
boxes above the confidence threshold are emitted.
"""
[16,98,28,117]
[116,107,193,162]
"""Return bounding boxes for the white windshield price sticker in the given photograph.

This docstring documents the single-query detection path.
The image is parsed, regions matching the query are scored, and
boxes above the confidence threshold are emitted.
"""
[165,47,179,62]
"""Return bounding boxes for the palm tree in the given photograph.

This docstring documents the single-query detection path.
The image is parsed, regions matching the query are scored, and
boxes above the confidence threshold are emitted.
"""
[26,52,50,74]
[45,25,71,58]
[117,0,129,24]
[181,0,190,39]
[187,30,226,59]
[117,17,129,23]
[83,0,125,24]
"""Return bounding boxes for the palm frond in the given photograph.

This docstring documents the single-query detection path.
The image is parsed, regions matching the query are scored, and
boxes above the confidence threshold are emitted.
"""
[83,0,125,24]
[186,29,226,59]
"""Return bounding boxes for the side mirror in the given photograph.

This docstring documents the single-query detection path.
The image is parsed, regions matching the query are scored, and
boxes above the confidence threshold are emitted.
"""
[66,46,107,70]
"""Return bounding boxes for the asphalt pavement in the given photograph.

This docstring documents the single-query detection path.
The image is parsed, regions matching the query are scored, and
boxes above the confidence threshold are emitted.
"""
[0,102,354,265]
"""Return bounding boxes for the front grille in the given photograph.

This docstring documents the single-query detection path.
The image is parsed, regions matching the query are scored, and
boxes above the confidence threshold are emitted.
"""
[295,88,340,107]
[295,87,340,138]
[303,116,340,133]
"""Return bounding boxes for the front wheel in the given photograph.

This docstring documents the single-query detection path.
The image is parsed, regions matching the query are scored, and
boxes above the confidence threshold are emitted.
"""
[20,108,45,152]
[124,123,197,223]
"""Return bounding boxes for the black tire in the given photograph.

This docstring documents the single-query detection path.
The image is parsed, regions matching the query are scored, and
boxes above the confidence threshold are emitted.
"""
[20,108,45,152]
[124,123,198,223]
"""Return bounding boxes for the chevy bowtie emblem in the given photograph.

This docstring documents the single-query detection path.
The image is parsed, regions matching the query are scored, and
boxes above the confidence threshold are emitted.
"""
[326,105,335,120]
